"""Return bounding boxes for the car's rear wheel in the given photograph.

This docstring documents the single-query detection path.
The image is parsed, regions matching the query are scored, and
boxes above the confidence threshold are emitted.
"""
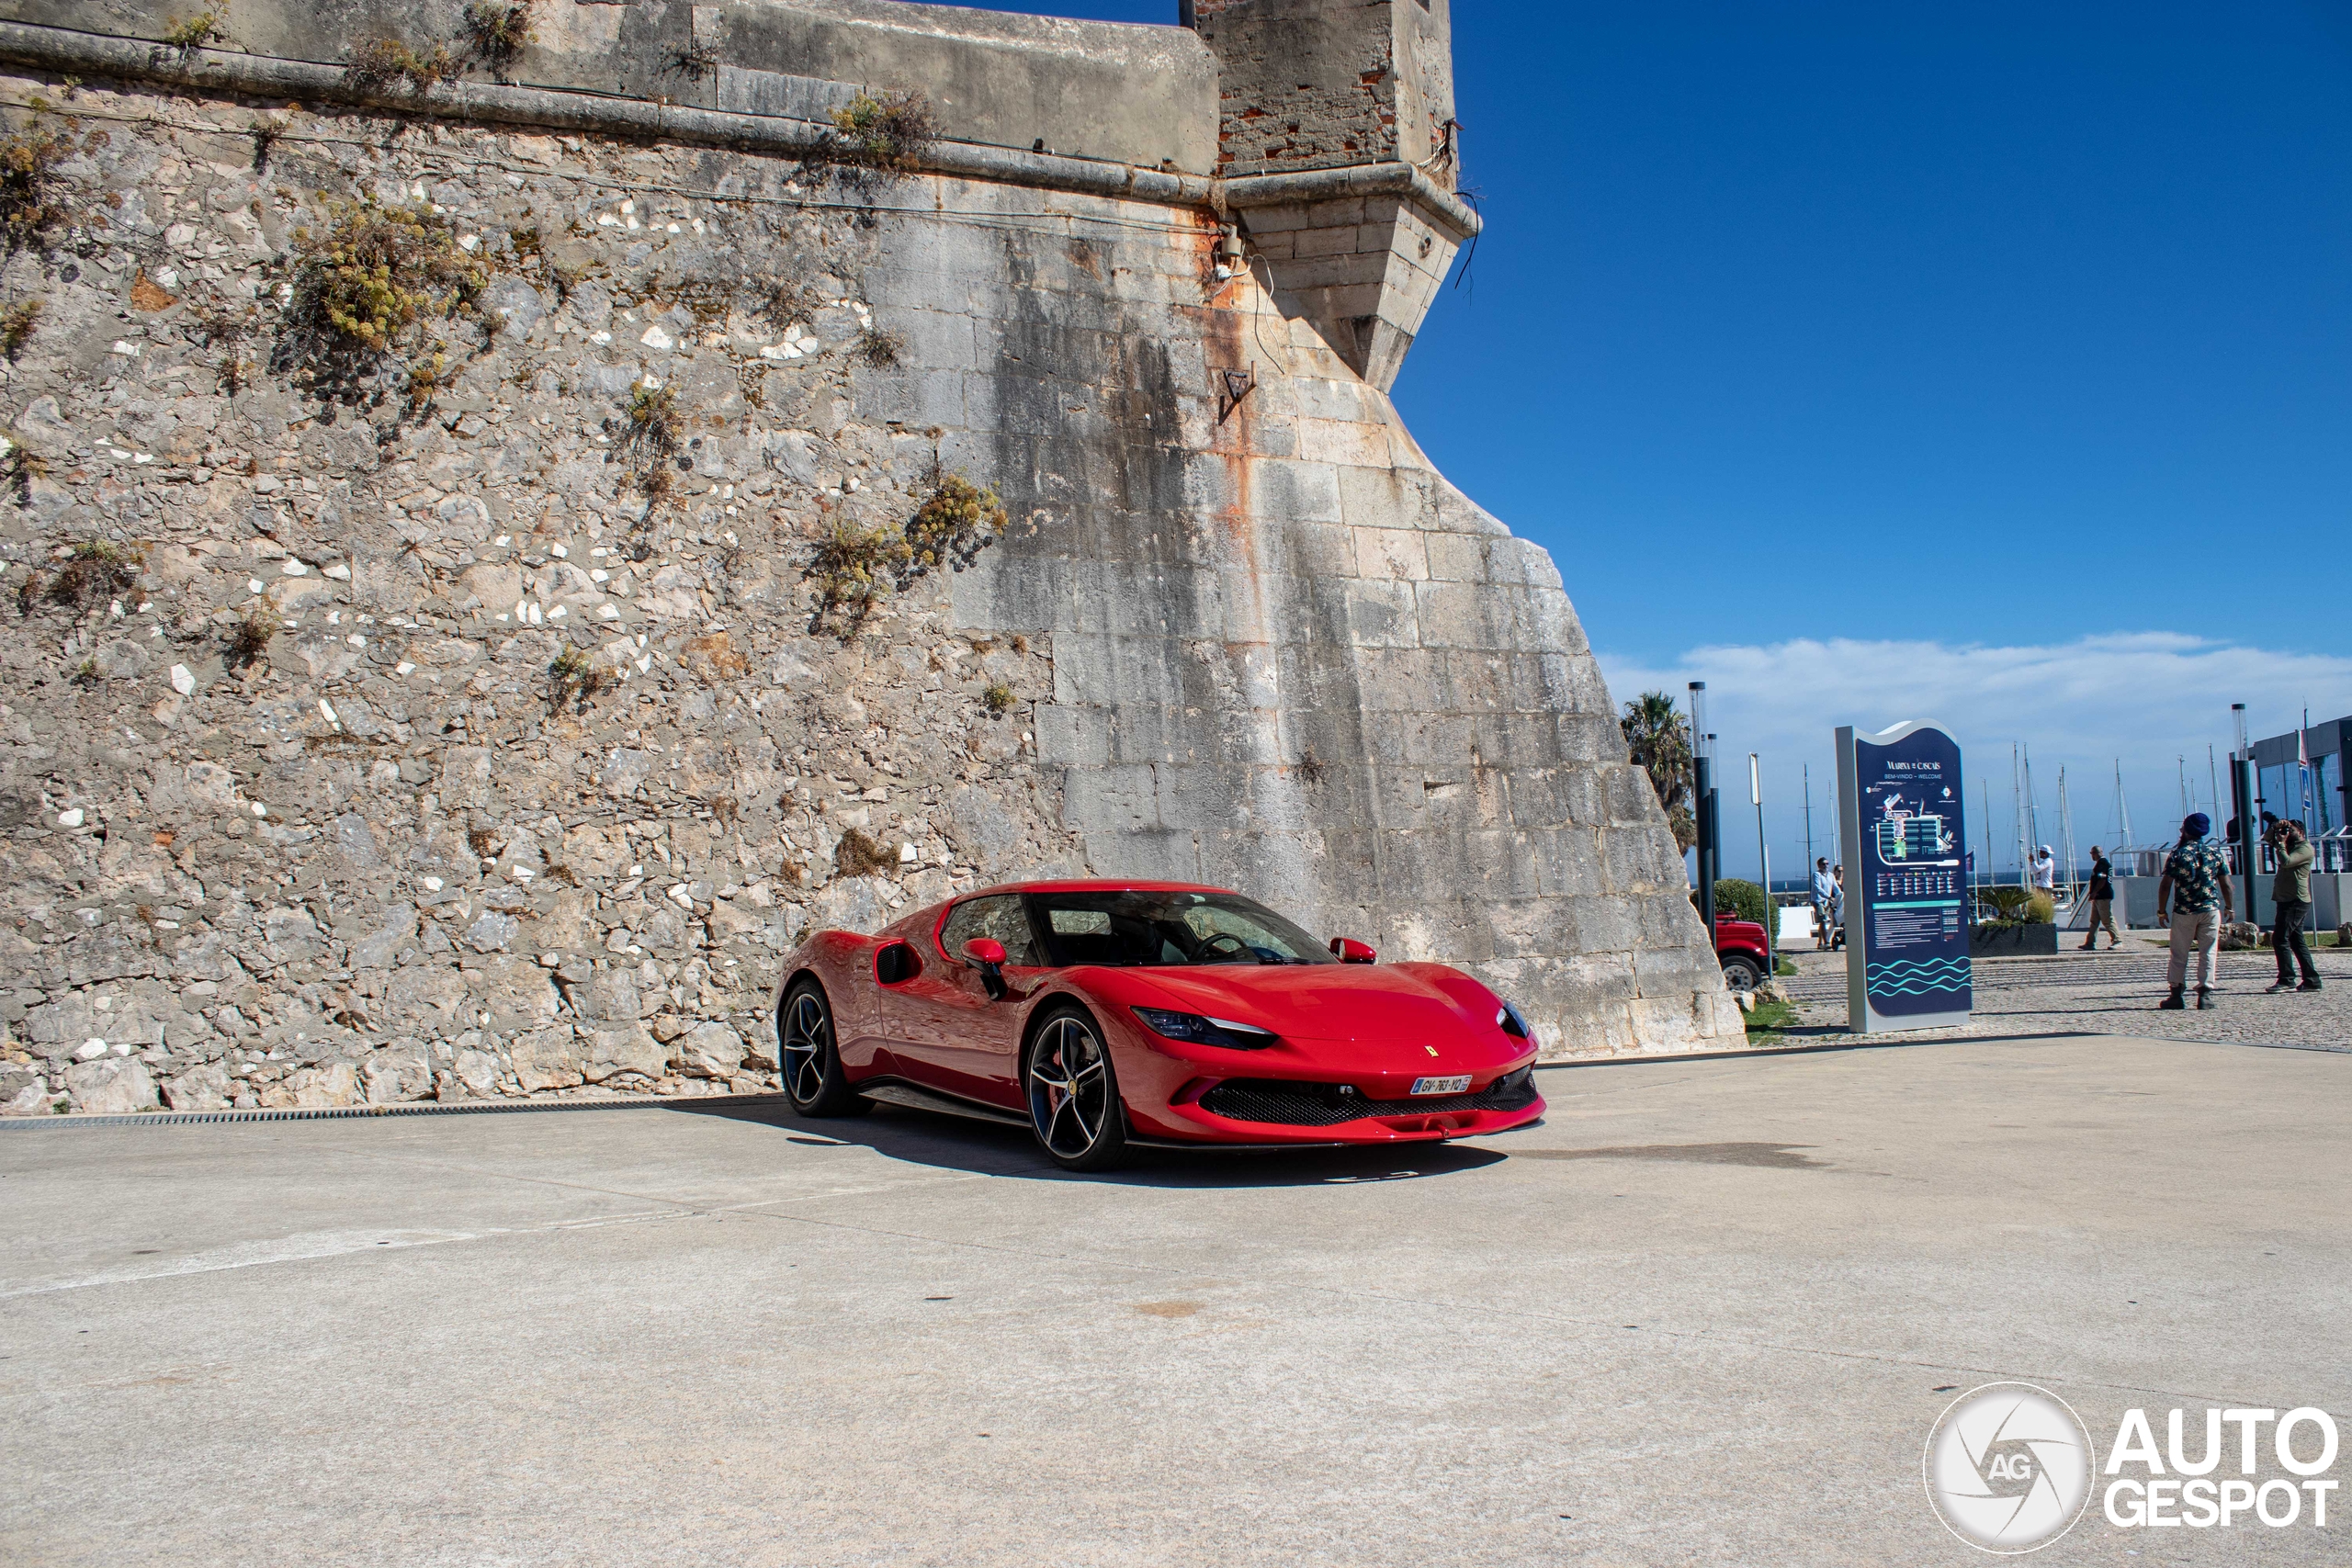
[1023,1007,1128,1172]
[1720,954,1764,993]
[779,980,869,1117]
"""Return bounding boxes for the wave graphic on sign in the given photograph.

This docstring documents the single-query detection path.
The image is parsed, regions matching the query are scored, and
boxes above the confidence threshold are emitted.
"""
[1866,956,1973,996]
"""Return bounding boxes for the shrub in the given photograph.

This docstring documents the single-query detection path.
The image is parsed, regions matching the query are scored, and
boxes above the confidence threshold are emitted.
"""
[2024,890,2056,925]
[618,378,679,467]
[805,518,910,634]
[981,681,1015,716]
[278,197,485,399]
[50,542,142,612]
[0,299,37,360]
[160,9,225,61]
[0,120,71,252]
[1710,877,1768,927]
[756,279,821,330]
[854,326,904,368]
[906,474,1007,570]
[834,828,896,878]
[548,644,608,714]
[343,39,456,95]
[825,91,936,175]
[224,611,275,671]
[463,1,535,75]
[1978,886,2030,920]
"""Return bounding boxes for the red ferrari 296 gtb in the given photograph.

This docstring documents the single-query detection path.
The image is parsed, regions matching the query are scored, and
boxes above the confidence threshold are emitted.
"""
[767,880,1545,1169]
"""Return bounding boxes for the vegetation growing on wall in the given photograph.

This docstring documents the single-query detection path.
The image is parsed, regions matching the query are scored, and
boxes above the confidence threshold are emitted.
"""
[905,474,1007,571]
[343,38,457,96]
[0,299,37,359]
[804,475,1009,637]
[159,9,226,62]
[17,541,142,617]
[823,92,937,176]
[276,197,487,402]
[462,1,536,79]
[0,118,72,252]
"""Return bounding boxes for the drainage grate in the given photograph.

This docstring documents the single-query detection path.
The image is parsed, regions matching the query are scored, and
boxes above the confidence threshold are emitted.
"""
[1198,1067,1539,1127]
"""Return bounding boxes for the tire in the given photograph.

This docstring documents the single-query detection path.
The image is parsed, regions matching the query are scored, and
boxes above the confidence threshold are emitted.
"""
[1720,954,1764,993]
[778,980,870,1117]
[1023,1006,1129,1172]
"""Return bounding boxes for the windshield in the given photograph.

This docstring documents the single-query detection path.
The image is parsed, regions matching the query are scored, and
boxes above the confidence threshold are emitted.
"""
[1025,890,1337,967]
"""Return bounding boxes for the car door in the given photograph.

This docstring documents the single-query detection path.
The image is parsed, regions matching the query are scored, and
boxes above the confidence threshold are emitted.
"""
[888,894,1045,1108]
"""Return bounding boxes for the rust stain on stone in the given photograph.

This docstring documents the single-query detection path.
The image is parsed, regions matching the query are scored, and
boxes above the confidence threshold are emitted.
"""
[129,271,175,312]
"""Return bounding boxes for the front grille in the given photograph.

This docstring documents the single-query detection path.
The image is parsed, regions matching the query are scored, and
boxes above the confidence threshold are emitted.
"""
[1197,1067,1539,1127]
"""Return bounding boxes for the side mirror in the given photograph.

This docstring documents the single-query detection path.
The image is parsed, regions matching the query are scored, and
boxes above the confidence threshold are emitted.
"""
[1329,937,1376,964]
[963,937,1008,999]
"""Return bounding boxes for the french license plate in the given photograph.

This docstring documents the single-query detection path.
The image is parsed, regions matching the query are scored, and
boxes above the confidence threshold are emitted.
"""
[1408,1075,1471,1096]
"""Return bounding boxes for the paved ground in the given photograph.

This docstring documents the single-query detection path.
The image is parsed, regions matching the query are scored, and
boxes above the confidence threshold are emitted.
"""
[4,1033,2346,1566]
[1779,934,2352,1050]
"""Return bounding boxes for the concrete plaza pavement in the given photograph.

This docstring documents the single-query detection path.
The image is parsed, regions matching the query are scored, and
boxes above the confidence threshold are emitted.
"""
[3,1032,2346,1566]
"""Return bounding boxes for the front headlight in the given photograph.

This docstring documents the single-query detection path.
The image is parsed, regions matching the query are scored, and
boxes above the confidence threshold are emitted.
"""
[1132,1007,1280,1050]
[1497,1001,1534,1041]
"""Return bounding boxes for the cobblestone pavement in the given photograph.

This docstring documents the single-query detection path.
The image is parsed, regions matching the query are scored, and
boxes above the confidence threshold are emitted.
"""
[1776,935,2352,1051]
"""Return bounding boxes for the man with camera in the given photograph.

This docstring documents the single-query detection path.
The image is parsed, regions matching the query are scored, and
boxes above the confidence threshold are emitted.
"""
[2266,818,2322,994]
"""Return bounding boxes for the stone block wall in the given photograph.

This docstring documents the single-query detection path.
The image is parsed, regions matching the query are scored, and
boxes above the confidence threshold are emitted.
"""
[0,10,1736,1117]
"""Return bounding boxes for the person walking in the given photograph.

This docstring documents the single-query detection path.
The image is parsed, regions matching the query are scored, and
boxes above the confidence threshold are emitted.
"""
[2265,819,2322,993]
[2155,813,2233,1010]
[1811,857,1838,951]
[2080,845,2120,950]
[1829,863,1846,949]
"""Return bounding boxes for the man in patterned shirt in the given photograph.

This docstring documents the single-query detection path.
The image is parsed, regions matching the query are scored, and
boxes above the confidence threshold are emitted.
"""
[2155,812,2235,1010]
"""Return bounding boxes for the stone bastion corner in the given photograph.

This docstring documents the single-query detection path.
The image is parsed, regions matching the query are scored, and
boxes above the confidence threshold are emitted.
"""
[0,0,1738,1115]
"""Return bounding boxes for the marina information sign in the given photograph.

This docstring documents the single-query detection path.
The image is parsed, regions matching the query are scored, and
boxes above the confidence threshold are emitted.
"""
[1836,720,1972,1032]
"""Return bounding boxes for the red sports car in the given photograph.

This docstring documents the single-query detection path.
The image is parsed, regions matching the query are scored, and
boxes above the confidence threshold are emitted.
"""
[768,879,1545,1169]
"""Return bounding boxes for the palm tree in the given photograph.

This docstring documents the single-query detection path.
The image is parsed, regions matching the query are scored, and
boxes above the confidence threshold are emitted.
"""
[1621,691,1697,853]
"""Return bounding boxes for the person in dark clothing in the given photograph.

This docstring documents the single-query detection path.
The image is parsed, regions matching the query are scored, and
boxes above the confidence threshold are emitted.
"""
[2079,845,2119,950]
[2265,819,2322,993]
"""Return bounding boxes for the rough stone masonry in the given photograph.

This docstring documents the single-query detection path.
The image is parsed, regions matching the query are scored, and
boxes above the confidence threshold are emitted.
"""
[0,0,1737,1116]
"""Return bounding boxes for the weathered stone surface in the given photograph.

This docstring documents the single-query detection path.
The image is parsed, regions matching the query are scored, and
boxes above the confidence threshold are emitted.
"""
[0,3,1733,1112]
[161,1063,233,1111]
[64,1057,158,1115]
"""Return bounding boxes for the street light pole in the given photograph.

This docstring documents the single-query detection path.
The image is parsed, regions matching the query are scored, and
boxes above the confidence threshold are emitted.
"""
[1751,751,1772,976]
[1690,682,1715,934]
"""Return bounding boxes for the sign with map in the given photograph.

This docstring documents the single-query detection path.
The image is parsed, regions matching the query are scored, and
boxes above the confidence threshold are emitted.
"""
[1836,721,1972,1032]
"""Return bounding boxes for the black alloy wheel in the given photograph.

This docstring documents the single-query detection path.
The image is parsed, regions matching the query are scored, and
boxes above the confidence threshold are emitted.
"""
[779,980,870,1117]
[1023,1006,1128,1172]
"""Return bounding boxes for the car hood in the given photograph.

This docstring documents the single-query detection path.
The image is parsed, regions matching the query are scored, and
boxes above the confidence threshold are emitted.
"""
[1123,963,1494,1045]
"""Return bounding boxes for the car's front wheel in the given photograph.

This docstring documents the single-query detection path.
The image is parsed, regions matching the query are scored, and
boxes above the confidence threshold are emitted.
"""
[779,980,870,1117]
[1023,1006,1128,1172]
[1720,954,1764,993]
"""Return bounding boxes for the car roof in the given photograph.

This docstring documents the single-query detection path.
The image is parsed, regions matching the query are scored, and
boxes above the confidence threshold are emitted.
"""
[959,879,1238,899]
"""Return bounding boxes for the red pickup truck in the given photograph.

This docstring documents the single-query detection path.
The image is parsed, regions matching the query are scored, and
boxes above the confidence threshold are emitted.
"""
[1714,916,1771,992]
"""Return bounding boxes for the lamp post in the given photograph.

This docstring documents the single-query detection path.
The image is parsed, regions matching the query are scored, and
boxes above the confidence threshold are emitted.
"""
[1690,682,1715,933]
[2231,703,2258,925]
[1751,751,1772,976]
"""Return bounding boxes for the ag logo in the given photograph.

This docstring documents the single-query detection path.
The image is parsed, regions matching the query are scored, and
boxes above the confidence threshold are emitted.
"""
[1925,1382,2093,1552]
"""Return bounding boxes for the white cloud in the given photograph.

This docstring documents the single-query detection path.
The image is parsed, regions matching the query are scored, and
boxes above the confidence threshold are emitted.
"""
[1595,633,2352,874]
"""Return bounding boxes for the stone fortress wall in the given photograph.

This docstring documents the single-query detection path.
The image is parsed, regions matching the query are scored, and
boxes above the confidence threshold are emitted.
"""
[0,0,1738,1116]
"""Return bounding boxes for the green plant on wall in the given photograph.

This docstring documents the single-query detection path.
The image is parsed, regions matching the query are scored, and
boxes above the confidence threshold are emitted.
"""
[824,92,937,175]
[0,118,73,253]
[277,197,486,401]
[906,474,1007,570]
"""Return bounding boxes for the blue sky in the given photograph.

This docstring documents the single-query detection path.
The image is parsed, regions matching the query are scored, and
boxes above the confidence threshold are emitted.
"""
[970,2,2352,871]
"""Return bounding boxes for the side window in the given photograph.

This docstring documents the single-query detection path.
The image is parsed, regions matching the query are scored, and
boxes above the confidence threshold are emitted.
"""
[939,896,1041,967]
